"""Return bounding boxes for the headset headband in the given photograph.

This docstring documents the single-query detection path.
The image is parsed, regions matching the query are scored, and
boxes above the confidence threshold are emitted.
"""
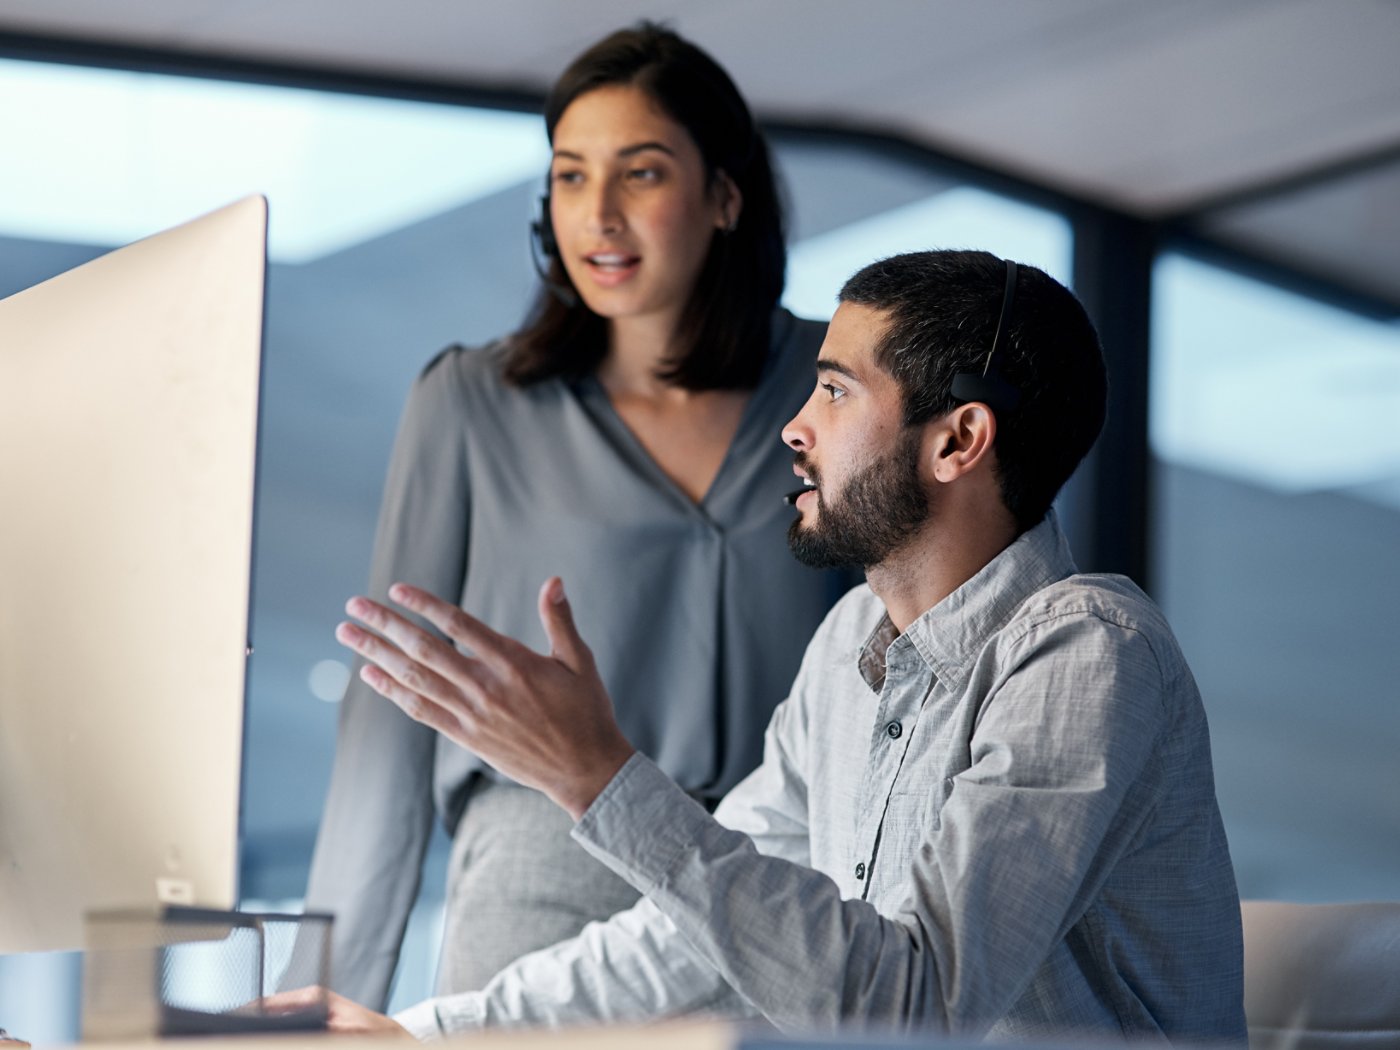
[949,259,1022,414]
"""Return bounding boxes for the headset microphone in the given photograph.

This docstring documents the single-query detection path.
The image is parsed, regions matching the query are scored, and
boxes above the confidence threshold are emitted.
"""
[530,193,578,308]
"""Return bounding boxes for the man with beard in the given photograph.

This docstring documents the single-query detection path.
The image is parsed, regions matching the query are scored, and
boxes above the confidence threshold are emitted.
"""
[307,251,1246,1043]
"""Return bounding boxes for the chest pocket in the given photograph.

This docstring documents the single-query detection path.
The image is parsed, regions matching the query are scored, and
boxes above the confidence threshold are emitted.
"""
[888,688,975,837]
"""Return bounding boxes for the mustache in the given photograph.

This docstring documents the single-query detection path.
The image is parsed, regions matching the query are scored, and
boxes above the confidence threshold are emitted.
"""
[794,452,821,486]
[783,454,820,507]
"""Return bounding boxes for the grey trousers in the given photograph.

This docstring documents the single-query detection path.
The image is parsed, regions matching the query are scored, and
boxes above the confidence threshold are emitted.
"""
[435,778,642,994]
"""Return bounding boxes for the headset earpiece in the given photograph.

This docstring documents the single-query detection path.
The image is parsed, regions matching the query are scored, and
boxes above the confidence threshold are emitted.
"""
[950,259,1022,414]
[531,193,558,259]
[528,191,576,307]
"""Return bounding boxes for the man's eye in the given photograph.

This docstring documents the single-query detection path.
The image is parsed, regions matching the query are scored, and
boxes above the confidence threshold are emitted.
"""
[820,382,845,401]
[551,170,583,186]
[626,167,661,182]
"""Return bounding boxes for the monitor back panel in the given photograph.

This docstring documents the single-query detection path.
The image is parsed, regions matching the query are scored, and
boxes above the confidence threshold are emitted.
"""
[0,195,266,953]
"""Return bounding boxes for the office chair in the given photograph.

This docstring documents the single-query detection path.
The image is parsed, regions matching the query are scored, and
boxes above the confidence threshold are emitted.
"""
[1241,900,1400,1049]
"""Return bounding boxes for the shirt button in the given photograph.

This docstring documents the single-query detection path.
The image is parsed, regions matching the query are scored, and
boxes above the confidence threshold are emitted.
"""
[854,862,866,880]
[885,721,902,740]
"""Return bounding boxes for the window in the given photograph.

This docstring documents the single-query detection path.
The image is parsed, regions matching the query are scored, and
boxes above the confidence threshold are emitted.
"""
[1151,252,1400,900]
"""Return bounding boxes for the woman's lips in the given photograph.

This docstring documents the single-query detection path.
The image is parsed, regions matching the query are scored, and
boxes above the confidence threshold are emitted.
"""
[582,252,640,287]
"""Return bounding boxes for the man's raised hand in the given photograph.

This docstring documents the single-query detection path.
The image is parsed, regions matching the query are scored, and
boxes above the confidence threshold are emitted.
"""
[335,577,635,819]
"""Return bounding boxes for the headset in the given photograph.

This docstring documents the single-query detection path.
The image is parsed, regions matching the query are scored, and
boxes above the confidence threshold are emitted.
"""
[531,192,558,259]
[950,258,1023,414]
[529,191,577,307]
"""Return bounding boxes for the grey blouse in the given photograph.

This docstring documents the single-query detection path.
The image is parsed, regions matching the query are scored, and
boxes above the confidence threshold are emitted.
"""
[303,310,856,1007]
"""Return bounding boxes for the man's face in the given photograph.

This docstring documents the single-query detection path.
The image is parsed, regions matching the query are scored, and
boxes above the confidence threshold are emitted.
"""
[782,302,930,571]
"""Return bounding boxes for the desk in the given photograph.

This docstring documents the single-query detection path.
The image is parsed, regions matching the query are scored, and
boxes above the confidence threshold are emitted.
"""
[82,1024,734,1050]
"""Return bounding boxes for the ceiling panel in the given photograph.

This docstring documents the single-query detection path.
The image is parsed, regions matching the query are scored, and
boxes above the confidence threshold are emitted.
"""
[1,0,1399,306]
[1199,159,1400,308]
[867,0,1400,212]
[1,0,1396,213]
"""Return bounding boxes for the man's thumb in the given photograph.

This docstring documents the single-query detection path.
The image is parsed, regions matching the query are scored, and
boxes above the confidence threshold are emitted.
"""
[539,576,590,669]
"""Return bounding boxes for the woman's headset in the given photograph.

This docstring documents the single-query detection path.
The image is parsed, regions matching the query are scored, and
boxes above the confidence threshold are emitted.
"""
[529,192,576,307]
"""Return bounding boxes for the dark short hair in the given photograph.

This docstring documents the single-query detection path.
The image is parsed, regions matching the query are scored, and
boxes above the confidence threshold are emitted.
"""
[504,22,786,390]
[839,250,1107,532]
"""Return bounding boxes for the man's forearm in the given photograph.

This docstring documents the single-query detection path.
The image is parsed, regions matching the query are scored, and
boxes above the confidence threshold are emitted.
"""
[394,891,748,1038]
[572,753,983,1034]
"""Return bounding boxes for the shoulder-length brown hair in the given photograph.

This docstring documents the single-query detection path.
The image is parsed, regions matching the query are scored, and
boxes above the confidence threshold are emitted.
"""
[503,22,787,391]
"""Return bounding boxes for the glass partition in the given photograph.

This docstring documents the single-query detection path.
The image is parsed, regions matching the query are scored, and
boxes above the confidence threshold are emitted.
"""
[1151,252,1400,901]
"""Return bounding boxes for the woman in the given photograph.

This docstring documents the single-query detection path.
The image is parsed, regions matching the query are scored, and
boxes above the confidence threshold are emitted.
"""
[302,22,853,1006]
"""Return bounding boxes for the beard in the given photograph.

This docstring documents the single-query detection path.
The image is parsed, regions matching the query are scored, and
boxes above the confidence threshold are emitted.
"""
[787,427,929,571]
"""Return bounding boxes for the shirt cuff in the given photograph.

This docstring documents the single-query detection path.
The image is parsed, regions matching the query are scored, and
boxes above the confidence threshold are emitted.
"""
[571,751,713,894]
[393,997,454,1042]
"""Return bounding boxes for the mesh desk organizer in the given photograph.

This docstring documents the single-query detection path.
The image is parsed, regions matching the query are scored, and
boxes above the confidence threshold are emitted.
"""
[82,907,331,1039]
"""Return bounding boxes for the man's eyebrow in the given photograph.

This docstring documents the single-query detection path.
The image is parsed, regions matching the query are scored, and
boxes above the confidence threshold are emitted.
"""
[816,359,861,382]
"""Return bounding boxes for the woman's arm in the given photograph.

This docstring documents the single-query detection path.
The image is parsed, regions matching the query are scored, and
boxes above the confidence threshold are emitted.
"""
[298,351,472,1008]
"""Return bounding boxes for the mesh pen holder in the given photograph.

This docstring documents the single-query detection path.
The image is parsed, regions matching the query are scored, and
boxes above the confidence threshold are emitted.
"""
[82,906,332,1039]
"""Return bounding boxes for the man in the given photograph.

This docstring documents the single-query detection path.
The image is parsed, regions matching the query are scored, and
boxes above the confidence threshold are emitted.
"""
[315,251,1246,1042]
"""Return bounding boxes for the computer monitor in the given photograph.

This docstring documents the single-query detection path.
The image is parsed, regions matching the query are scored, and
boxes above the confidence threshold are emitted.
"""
[0,196,267,954]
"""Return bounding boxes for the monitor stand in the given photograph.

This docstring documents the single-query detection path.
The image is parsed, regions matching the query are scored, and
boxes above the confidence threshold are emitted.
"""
[81,906,331,1040]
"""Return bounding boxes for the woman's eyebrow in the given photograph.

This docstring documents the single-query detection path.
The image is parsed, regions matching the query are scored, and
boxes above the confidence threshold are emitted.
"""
[552,141,676,163]
[617,141,675,159]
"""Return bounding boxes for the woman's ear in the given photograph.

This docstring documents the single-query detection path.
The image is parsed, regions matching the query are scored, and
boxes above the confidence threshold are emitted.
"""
[713,171,743,233]
[930,403,998,483]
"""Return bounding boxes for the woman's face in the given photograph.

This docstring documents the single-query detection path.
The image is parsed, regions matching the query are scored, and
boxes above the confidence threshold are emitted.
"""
[548,84,736,338]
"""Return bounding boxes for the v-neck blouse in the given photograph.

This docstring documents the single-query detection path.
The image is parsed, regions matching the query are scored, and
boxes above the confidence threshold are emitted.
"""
[323,306,853,827]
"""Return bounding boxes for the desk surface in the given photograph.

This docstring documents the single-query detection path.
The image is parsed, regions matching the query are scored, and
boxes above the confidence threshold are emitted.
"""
[74,1022,736,1050]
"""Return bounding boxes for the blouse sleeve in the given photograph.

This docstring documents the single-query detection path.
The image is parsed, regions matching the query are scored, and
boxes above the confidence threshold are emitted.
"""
[299,349,472,1009]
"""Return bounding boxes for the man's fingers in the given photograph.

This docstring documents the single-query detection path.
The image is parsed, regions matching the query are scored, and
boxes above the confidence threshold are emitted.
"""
[335,619,462,709]
[357,662,465,739]
[258,986,323,1016]
[537,577,592,672]
[385,583,519,672]
[345,595,455,668]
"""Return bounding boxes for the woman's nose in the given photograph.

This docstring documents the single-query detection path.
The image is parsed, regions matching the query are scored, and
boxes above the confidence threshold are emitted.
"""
[586,181,624,235]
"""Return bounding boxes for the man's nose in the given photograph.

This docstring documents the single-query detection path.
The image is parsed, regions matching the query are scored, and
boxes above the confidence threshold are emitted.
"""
[782,399,815,451]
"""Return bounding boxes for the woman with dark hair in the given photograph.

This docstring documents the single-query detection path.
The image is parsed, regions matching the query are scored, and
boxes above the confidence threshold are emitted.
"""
[301,22,851,1004]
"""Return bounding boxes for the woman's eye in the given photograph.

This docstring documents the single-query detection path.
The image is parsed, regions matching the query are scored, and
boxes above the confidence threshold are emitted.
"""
[551,170,583,186]
[626,167,661,183]
[820,382,846,402]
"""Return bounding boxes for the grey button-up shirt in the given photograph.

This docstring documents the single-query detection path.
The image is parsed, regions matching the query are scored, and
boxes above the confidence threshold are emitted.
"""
[397,513,1246,1043]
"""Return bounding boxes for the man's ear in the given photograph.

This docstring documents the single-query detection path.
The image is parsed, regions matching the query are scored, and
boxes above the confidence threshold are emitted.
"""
[929,403,998,483]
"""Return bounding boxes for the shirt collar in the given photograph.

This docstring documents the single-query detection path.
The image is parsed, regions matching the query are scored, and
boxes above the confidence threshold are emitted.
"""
[855,510,1078,693]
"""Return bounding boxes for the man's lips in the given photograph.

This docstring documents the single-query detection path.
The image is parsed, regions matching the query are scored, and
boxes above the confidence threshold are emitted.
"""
[784,469,817,507]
